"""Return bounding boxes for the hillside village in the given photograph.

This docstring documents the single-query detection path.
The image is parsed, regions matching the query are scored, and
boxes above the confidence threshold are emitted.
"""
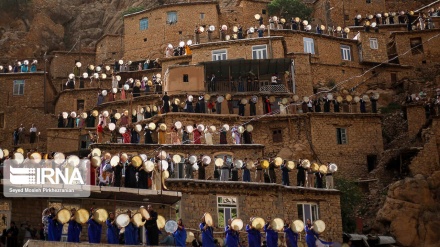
[0,0,440,246]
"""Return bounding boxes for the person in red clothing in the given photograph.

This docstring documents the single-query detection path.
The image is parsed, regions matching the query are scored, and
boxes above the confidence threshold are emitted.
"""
[207,101,215,114]
[96,121,104,143]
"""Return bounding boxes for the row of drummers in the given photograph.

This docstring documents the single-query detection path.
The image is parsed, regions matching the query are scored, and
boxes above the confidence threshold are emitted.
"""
[47,206,167,240]
[89,148,338,175]
[59,90,381,123]
[114,122,251,136]
[49,206,327,245]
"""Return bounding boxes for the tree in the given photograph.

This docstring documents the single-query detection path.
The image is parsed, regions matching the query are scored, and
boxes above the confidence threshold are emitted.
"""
[335,178,363,233]
[267,0,312,21]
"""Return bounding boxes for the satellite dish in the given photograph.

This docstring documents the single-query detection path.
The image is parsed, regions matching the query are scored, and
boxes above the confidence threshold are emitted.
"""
[209,25,215,31]
[75,62,82,68]
[306,25,312,31]
[371,22,377,28]
[116,75,121,81]
[118,60,124,65]
[179,41,185,47]
[68,73,75,79]
[187,40,193,45]
[82,72,88,78]
[254,14,261,20]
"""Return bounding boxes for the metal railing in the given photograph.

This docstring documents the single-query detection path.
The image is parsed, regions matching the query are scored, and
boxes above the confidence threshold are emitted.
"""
[259,84,289,93]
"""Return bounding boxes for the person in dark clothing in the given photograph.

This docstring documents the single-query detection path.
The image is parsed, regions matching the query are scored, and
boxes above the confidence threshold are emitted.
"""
[323,97,331,112]
[314,98,321,112]
[243,129,252,144]
[213,166,220,180]
[145,205,159,246]
[296,160,306,186]
[112,161,123,187]
[333,100,340,112]
[238,101,245,116]
[162,92,170,113]
[66,116,74,128]
[360,98,366,113]
[199,96,206,113]
[133,84,141,97]
[171,100,179,112]
[197,155,205,180]
[268,159,276,183]
[145,128,154,144]
[124,161,137,188]
[57,113,64,128]
[301,102,308,113]
[425,102,431,120]
[249,98,257,116]
[370,94,378,113]
[281,160,290,186]
[6,221,19,247]
[315,172,324,188]
[137,166,148,189]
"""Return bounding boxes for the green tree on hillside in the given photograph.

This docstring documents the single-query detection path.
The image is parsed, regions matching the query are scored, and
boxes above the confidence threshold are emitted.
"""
[268,0,312,21]
[335,178,363,233]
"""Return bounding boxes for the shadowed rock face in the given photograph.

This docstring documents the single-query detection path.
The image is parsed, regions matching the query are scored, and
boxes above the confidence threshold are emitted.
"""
[375,172,440,247]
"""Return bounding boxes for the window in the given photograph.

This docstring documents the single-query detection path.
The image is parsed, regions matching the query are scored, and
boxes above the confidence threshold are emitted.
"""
[272,129,283,143]
[262,9,266,14]
[139,18,149,30]
[76,100,84,111]
[344,14,350,21]
[366,0,371,3]
[252,45,267,59]
[369,38,378,49]
[297,203,319,223]
[212,49,227,61]
[391,72,397,83]
[336,128,347,144]
[183,74,189,82]
[303,38,315,54]
[0,113,4,128]
[217,196,238,228]
[167,11,177,24]
[13,80,25,95]
[410,37,423,55]
[340,45,351,61]
[200,13,205,19]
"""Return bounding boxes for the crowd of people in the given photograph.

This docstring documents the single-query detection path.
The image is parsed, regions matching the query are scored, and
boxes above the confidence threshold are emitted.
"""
[0,60,38,74]
[0,221,43,247]
[36,205,328,247]
[352,9,439,31]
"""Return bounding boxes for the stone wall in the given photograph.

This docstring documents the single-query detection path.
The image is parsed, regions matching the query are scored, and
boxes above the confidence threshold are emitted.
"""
[408,134,440,177]
[49,52,96,81]
[167,180,343,243]
[406,104,426,137]
[95,34,123,65]
[273,30,360,67]
[312,0,385,27]
[392,29,440,67]
[0,73,57,150]
[46,128,101,154]
[309,113,384,179]
[123,2,220,61]
[190,37,285,64]
[358,31,389,63]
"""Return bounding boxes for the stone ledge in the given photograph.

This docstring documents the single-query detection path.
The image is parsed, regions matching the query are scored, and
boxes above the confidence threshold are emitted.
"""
[166,178,341,194]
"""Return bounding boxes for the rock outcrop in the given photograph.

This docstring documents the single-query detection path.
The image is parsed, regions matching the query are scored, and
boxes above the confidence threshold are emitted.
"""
[0,0,159,60]
[375,172,440,247]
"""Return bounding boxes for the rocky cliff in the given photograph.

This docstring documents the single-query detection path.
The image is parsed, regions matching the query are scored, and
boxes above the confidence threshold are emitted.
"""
[375,172,440,247]
[0,0,158,61]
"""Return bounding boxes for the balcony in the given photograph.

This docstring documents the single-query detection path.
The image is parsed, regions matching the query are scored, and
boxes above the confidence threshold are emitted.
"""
[202,58,293,93]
